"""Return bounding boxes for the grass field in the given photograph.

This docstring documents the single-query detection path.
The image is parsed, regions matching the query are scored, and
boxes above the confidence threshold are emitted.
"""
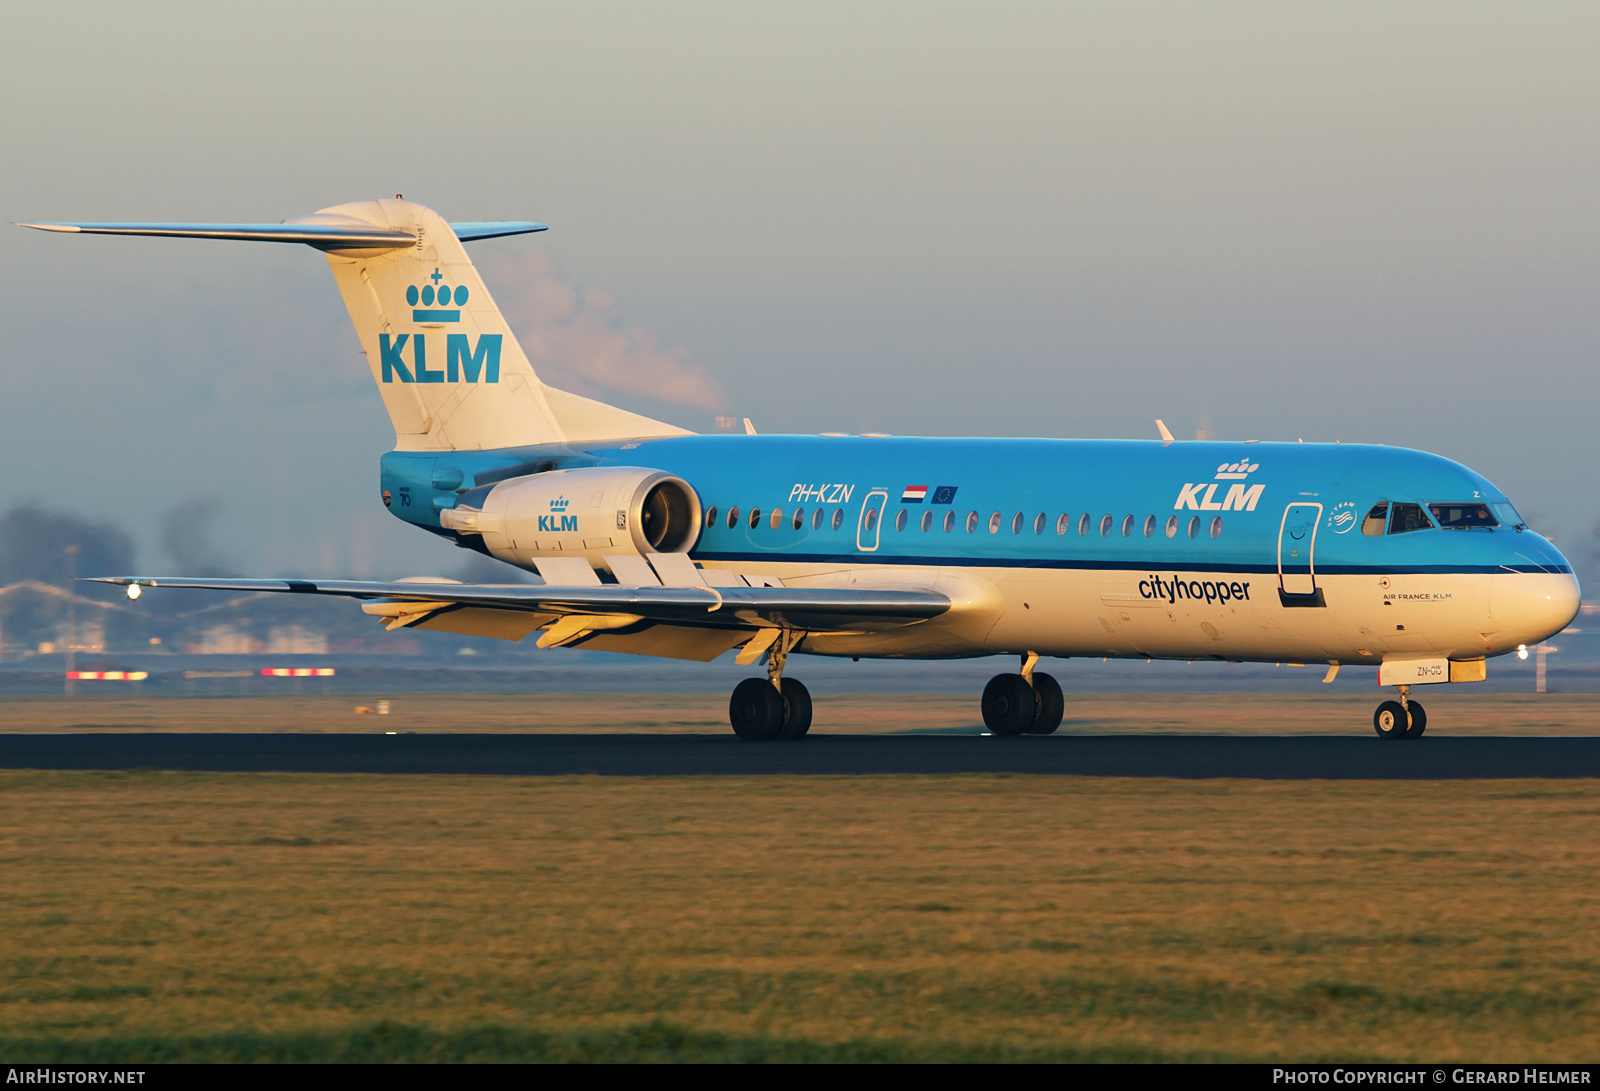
[1,760,1598,1061]
[3,690,1598,735]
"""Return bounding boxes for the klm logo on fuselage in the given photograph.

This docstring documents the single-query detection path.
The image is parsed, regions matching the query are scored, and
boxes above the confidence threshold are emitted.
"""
[538,495,577,533]
[379,333,501,384]
[1174,461,1265,512]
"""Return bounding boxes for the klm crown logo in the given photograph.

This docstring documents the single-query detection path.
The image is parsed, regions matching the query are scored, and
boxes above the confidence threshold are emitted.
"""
[406,268,467,322]
[1175,460,1266,512]
[540,496,576,533]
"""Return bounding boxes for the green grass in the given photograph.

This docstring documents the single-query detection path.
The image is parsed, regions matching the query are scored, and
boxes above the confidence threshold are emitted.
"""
[0,1020,1215,1063]
[2,770,1598,1061]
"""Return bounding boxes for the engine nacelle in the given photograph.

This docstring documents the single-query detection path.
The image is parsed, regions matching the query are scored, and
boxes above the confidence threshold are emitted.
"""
[439,466,701,574]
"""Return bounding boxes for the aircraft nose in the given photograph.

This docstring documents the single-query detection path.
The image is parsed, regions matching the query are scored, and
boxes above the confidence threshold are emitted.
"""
[1494,568,1581,647]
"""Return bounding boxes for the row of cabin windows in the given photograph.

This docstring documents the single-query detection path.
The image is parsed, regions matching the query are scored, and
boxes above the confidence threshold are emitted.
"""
[704,505,1224,540]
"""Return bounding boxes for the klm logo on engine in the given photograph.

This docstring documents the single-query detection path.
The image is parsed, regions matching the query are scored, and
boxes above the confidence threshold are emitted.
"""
[379,333,501,384]
[539,495,577,533]
[1175,461,1265,512]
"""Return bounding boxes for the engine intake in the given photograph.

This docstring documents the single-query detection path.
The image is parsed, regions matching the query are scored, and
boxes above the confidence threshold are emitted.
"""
[440,466,701,573]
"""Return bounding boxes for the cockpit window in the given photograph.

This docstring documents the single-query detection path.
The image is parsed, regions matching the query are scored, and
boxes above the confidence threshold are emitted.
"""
[1492,501,1527,529]
[1388,502,1432,534]
[1361,503,1388,536]
[1428,502,1497,529]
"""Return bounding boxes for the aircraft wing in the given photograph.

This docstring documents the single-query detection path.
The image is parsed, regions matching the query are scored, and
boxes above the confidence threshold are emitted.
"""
[85,576,949,656]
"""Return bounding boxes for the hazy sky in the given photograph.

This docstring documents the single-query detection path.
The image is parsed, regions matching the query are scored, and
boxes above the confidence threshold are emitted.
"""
[4,2,1599,577]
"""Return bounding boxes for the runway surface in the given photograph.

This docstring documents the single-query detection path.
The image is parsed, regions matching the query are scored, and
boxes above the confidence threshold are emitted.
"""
[2,733,1599,778]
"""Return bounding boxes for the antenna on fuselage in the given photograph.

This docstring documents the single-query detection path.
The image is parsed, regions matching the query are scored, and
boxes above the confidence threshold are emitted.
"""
[1155,419,1175,446]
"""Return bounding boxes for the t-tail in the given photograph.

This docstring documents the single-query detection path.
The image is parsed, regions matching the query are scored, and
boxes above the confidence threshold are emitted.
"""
[21,199,690,450]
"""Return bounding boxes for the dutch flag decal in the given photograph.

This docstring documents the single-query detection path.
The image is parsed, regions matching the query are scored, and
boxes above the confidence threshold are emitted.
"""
[901,485,929,503]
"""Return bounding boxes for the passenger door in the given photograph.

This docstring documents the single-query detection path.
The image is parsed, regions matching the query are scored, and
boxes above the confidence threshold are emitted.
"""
[1277,502,1324,605]
[856,490,888,552]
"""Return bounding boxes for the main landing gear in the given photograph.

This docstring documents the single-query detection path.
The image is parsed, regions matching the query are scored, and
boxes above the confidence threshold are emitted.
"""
[728,631,811,741]
[981,653,1064,736]
[1373,685,1427,740]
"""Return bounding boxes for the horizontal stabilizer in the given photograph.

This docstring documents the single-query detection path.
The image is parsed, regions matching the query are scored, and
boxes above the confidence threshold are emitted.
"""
[18,219,546,249]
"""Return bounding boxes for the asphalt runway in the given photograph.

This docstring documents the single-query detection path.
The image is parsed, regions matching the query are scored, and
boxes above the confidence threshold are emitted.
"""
[2,732,1599,778]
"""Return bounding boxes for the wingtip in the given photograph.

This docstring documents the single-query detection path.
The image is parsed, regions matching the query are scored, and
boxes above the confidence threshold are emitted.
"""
[17,222,81,232]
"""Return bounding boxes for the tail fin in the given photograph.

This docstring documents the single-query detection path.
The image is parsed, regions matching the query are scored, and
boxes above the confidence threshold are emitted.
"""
[22,199,691,451]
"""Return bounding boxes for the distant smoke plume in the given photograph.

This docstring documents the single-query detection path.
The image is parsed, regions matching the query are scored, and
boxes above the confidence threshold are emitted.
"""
[0,505,134,588]
[481,250,726,412]
[161,497,232,576]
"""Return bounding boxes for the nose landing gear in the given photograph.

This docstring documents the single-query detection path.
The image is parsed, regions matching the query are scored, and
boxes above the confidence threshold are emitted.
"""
[1373,685,1427,739]
[981,653,1065,736]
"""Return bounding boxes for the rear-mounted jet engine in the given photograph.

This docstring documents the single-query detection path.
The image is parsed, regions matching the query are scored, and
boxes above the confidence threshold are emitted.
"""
[440,466,701,574]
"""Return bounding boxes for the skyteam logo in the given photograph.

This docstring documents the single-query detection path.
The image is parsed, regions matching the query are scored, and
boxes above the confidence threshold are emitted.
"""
[1174,461,1265,512]
[406,268,467,322]
[1328,500,1359,534]
[539,496,577,533]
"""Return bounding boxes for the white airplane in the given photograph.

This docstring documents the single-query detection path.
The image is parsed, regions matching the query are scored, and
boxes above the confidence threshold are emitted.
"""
[23,199,1579,741]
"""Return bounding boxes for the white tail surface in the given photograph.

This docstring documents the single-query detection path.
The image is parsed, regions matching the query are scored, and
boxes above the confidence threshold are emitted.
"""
[309,199,689,450]
[24,198,690,450]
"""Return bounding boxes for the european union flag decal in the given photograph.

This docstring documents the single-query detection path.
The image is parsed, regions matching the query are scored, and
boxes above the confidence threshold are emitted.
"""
[931,486,958,505]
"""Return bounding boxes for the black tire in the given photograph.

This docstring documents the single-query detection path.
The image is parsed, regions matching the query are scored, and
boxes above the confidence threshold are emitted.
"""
[1026,672,1064,735]
[1403,702,1427,739]
[1373,700,1409,740]
[776,677,813,740]
[730,678,784,741]
[982,673,1036,736]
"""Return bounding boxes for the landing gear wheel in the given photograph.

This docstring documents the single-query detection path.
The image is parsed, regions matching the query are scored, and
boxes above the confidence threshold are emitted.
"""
[1026,672,1064,735]
[776,678,813,740]
[982,673,1036,736]
[730,678,784,741]
[1373,700,1409,740]
[1403,702,1427,739]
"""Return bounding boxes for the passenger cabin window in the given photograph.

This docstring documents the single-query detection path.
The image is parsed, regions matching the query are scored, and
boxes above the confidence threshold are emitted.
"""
[966,511,980,533]
[1210,516,1222,539]
[1034,513,1046,535]
[1011,512,1024,534]
[812,508,824,530]
[1389,503,1432,534]
[1100,514,1113,536]
[1078,513,1091,536]
[988,512,1002,534]
[1143,515,1156,538]
[706,506,718,528]
[727,507,740,529]
[895,508,908,532]
[769,508,783,529]
[863,507,878,532]
[1056,514,1069,536]
[1165,515,1178,538]
[1428,503,1497,529]
[793,508,805,530]
[832,508,844,531]
[1120,514,1134,537]
[1187,516,1200,539]
[921,510,933,532]
[943,511,956,532]
[1361,503,1388,536]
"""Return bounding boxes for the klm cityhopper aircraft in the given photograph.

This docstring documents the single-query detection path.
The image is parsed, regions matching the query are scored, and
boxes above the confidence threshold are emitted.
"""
[24,199,1580,741]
